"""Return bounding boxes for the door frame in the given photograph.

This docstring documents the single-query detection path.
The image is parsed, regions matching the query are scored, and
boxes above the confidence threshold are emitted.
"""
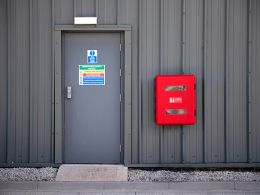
[53,25,132,165]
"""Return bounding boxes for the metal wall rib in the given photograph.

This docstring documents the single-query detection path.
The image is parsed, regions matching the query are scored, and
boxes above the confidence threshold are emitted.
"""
[182,0,204,163]
[226,0,248,162]
[0,0,8,163]
[0,0,260,165]
[251,0,260,163]
[139,0,161,164]
[7,0,30,163]
[74,0,96,17]
[204,0,226,163]
[29,0,52,163]
[116,0,140,163]
[160,0,182,164]
[96,0,117,25]
[54,0,74,25]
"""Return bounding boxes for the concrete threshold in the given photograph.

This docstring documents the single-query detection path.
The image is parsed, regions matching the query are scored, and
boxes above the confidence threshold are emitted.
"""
[55,164,128,182]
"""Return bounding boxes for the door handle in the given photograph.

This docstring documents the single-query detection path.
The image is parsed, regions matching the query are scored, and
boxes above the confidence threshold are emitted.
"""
[67,86,72,99]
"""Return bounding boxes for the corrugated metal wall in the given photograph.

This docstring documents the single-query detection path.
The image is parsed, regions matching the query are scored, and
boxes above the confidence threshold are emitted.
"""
[0,0,260,166]
[0,0,53,164]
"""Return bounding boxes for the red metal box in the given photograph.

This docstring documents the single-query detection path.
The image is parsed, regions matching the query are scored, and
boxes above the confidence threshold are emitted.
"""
[155,75,196,125]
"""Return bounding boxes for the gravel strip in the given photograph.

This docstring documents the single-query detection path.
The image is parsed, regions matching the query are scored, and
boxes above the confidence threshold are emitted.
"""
[1,167,260,182]
[128,169,260,182]
[0,167,57,182]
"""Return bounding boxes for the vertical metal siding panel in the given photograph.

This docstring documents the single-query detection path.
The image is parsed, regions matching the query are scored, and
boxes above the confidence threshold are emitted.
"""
[97,0,117,25]
[7,0,30,163]
[54,0,74,24]
[74,0,95,17]
[251,0,260,162]
[18,0,30,163]
[29,0,38,163]
[39,0,52,163]
[182,0,204,163]
[117,0,127,25]
[161,0,182,163]
[226,0,247,162]
[117,0,139,163]
[124,30,132,165]
[0,0,7,163]
[7,0,15,163]
[204,0,225,163]
[54,30,62,163]
[140,0,160,164]
[30,0,52,163]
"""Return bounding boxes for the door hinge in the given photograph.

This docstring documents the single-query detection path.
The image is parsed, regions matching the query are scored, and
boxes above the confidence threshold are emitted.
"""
[120,44,122,52]
[120,94,122,102]
[120,68,122,77]
[120,144,122,152]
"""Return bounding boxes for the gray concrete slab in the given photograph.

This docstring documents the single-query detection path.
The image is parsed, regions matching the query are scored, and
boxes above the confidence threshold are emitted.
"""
[0,182,37,191]
[0,192,38,195]
[103,182,169,191]
[98,193,135,195]
[169,182,235,191]
[0,181,260,195]
[38,181,104,191]
[79,193,102,195]
[56,165,128,182]
[134,193,208,195]
[235,182,260,191]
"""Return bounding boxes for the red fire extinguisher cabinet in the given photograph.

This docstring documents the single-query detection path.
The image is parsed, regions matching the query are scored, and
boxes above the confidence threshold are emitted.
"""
[155,75,196,125]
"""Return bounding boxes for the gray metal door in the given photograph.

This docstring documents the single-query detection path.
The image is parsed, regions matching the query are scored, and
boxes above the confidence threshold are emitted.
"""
[63,33,121,163]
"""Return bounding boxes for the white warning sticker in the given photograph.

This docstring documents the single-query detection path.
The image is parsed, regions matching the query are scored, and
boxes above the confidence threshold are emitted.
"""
[169,97,183,103]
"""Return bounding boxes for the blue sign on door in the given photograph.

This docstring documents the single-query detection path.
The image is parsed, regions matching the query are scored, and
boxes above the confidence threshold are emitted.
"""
[87,50,97,64]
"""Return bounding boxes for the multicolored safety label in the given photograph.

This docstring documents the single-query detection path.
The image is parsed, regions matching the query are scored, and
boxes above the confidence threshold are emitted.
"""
[79,65,105,85]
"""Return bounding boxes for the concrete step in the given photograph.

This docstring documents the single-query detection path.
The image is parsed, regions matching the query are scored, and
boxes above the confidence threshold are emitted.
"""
[55,164,128,182]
